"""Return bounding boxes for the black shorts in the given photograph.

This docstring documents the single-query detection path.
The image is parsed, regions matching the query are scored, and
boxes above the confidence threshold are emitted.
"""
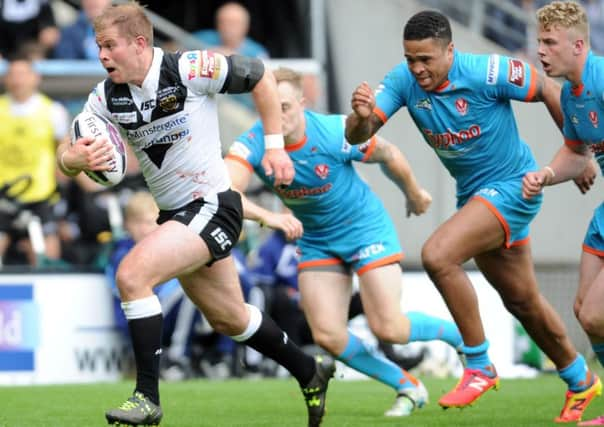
[157,189,243,264]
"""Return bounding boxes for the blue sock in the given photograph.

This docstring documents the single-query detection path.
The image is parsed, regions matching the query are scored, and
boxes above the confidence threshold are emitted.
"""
[338,331,416,392]
[407,311,463,348]
[462,340,494,377]
[593,343,604,368]
[559,354,592,392]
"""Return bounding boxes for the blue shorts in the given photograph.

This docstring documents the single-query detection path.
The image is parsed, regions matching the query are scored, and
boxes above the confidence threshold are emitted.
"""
[297,211,403,276]
[583,202,604,257]
[464,179,543,247]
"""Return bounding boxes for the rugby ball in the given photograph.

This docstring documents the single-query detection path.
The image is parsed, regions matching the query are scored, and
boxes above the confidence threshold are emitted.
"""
[71,111,127,186]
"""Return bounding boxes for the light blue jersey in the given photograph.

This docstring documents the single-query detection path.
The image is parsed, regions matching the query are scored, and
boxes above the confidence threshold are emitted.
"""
[227,110,403,273]
[375,50,543,246]
[560,51,604,256]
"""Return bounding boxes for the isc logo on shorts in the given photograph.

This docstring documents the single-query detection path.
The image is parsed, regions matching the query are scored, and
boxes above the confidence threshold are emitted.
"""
[210,227,232,251]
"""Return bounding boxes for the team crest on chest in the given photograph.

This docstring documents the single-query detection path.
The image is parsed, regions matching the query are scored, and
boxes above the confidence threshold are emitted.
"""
[157,86,181,112]
[314,164,329,179]
[589,111,599,128]
[455,98,468,116]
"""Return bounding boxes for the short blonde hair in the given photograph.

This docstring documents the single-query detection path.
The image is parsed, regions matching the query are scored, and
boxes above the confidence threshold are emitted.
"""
[536,1,589,40]
[125,191,158,221]
[94,1,154,46]
[273,67,303,95]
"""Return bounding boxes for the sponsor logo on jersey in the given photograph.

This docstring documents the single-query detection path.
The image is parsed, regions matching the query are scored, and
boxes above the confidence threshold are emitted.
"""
[140,99,156,111]
[200,50,220,79]
[589,111,599,128]
[486,54,499,85]
[455,98,468,115]
[156,128,191,144]
[414,98,432,111]
[228,141,252,159]
[423,125,481,149]
[275,183,332,199]
[112,112,138,124]
[186,51,200,80]
[571,114,579,125]
[507,59,525,87]
[126,115,188,146]
[111,96,134,106]
[314,164,329,179]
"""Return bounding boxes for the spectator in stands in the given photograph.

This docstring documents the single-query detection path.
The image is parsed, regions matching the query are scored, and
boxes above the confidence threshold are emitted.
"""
[0,0,60,58]
[193,2,269,59]
[0,55,69,266]
[583,0,604,54]
[105,191,201,380]
[54,0,112,60]
[193,2,269,112]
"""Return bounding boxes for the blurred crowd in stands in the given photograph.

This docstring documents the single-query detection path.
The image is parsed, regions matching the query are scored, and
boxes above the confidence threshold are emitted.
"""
[483,0,604,61]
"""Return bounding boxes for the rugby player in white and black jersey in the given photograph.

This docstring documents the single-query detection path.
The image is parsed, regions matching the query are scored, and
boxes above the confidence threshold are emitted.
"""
[56,3,334,426]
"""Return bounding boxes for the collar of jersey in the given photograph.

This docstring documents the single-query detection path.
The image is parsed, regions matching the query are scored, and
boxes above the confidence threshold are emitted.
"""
[285,135,307,152]
[571,50,594,97]
[130,47,163,94]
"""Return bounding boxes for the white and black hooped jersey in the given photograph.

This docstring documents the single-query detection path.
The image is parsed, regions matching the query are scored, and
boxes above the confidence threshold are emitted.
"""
[84,47,233,210]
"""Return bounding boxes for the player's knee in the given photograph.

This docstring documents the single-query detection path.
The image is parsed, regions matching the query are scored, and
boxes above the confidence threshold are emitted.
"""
[312,328,346,355]
[577,308,604,338]
[369,322,401,343]
[421,241,449,276]
[503,297,533,319]
[210,317,244,336]
[115,263,146,298]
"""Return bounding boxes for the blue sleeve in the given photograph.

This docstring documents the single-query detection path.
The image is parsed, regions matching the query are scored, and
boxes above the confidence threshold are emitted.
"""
[487,54,539,102]
[375,62,412,122]
[226,121,265,171]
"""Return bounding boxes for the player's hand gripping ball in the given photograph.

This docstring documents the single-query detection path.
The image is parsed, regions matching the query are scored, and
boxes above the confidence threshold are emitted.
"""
[71,111,127,186]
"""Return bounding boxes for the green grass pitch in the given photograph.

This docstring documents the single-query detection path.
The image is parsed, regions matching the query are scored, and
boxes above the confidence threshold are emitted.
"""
[0,374,602,426]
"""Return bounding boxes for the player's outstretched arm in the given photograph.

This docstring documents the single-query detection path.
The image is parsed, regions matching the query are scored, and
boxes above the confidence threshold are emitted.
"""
[225,158,303,240]
[345,81,384,143]
[251,68,294,186]
[365,136,432,217]
[534,74,564,131]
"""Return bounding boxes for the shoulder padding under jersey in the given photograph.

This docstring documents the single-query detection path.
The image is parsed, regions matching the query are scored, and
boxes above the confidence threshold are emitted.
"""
[221,55,264,94]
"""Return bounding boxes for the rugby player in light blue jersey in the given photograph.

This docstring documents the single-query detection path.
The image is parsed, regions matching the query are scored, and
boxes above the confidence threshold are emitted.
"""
[524,2,603,425]
[226,67,464,417]
[346,9,600,422]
